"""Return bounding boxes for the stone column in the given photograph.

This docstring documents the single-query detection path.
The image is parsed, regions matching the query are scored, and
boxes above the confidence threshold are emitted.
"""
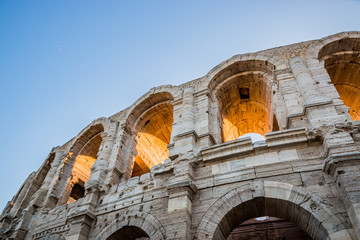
[193,89,216,148]
[10,205,36,239]
[104,123,131,184]
[289,56,346,127]
[85,122,118,194]
[321,123,360,239]
[9,172,35,218]
[166,180,198,240]
[181,87,195,133]
[66,210,95,240]
[324,152,360,239]
[169,87,197,159]
[289,56,322,103]
[43,152,72,208]
[32,149,64,208]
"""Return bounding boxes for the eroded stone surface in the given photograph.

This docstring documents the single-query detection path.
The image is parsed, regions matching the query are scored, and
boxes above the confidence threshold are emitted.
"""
[1,32,360,240]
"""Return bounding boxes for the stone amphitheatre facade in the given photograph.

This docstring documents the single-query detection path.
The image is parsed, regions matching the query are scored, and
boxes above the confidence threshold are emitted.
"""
[1,31,360,240]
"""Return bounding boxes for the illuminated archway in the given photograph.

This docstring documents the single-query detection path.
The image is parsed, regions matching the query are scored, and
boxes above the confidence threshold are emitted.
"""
[217,73,277,142]
[131,102,173,177]
[57,124,104,205]
[209,60,279,143]
[319,38,360,120]
[67,133,102,203]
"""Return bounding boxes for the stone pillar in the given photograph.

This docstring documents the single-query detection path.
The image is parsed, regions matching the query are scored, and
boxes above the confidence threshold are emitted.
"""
[289,56,322,103]
[105,123,129,185]
[289,56,346,127]
[11,205,36,239]
[324,152,360,239]
[169,87,197,159]
[86,122,118,194]
[32,149,64,208]
[193,89,216,148]
[66,210,95,240]
[181,87,195,132]
[9,172,35,218]
[43,152,71,208]
[166,180,198,240]
[321,124,360,239]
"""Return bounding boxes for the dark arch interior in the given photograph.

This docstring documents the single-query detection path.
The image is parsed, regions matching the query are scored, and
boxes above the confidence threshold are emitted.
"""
[213,197,319,240]
[319,38,360,120]
[227,217,312,240]
[107,226,150,240]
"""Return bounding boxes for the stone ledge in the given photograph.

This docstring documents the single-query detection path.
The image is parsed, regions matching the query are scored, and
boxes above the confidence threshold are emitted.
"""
[265,127,307,148]
[201,137,253,163]
[323,151,360,176]
[167,180,198,200]
[201,128,308,163]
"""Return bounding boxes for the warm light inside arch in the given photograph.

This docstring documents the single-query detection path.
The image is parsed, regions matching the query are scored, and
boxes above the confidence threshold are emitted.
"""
[324,54,360,120]
[131,103,173,177]
[320,38,360,120]
[217,73,278,142]
[67,134,102,203]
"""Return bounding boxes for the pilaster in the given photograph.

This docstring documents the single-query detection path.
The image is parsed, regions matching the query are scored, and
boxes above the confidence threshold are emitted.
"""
[86,122,118,194]
[169,87,197,159]
[166,180,198,240]
[289,56,346,128]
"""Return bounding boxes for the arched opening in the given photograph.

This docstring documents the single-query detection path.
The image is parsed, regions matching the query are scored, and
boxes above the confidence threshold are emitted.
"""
[94,211,166,240]
[54,124,104,205]
[216,72,278,142]
[213,198,316,240]
[319,38,360,120]
[130,102,173,177]
[196,182,350,240]
[66,132,102,203]
[227,216,312,240]
[106,226,150,240]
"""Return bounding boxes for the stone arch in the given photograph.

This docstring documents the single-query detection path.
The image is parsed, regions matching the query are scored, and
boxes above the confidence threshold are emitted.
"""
[195,181,351,240]
[56,120,107,205]
[124,85,180,129]
[94,211,166,240]
[205,58,280,142]
[315,33,360,121]
[114,89,176,180]
[206,58,276,92]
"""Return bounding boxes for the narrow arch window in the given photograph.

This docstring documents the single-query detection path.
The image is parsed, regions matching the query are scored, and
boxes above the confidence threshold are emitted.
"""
[55,125,104,205]
[69,181,85,202]
[65,133,102,203]
[217,73,278,142]
[131,103,173,177]
[319,38,360,120]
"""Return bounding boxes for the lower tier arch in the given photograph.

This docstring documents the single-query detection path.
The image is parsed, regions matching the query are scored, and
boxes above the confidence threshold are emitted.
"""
[94,211,165,240]
[195,181,352,240]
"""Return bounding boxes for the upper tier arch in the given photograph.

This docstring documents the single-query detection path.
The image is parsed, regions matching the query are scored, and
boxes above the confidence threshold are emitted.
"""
[204,53,279,93]
[124,85,181,130]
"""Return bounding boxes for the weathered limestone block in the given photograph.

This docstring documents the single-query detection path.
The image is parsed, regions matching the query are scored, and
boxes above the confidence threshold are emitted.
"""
[2,31,360,240]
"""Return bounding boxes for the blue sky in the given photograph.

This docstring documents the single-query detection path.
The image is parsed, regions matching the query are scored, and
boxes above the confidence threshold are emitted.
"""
[0,0,359,211]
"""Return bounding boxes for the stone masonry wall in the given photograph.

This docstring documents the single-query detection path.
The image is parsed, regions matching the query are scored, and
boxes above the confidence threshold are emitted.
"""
[1,31,360,240]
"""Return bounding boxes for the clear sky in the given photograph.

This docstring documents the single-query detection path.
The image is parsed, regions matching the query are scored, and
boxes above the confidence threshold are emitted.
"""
[0,0,359,211]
